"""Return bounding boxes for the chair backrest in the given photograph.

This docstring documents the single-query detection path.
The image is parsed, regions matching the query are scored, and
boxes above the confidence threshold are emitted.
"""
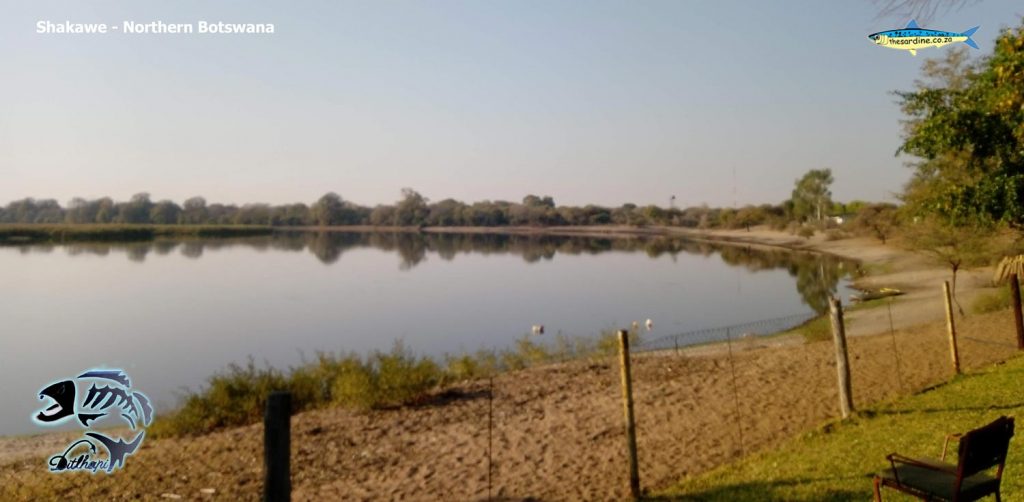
[957,416,1015,478]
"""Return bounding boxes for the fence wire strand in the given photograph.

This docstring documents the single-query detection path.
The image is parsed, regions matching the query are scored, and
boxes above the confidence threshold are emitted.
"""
[636,311,819,352]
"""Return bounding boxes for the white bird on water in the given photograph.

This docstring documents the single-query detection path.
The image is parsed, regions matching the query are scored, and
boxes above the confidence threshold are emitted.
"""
[531,324,544,335]
[645,319,654,331]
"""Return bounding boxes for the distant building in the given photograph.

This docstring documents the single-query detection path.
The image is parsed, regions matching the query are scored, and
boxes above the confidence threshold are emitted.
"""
[829,214,855,225]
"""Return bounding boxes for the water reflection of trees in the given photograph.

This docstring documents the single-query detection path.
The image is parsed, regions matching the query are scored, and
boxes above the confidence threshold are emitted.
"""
[709,243,848,313]
[7,232,853,312]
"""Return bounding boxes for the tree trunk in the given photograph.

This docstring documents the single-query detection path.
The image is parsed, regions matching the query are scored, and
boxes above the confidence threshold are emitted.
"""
[951,263,964,316]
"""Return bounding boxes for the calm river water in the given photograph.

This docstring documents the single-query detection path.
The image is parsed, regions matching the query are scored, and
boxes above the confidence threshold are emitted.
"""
[0,231,855,435]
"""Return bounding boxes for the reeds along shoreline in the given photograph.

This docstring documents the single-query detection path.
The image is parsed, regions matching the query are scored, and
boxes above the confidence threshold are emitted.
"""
[0,224,273,243]
[149,331,643,438]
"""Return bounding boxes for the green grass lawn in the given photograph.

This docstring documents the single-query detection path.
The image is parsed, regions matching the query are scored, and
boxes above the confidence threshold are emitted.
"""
[653,354,1024,501]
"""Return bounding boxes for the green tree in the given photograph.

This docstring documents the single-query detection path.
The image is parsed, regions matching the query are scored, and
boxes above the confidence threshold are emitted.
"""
[233,203,271,225]
[896,23,1024,228]
[582,205,611,225]
[735,206,766,231]
[150,200,182,224]
[791,169,834,224]
[642,205,666,225]
[94,197,115,223]
[311,192,345,226]
[117,193,153,224]
[427,198,465,226]
[853,203,899,244]
[717,207,737,228]
[905,216,995,311]
[369,205,396,226]
[271,203,310,226]
[844,200,868,215]
[518,195,560,226]
[181,196,208,224]
[521,195,555,208]
[64,197,96,224]
[394,188,429,226]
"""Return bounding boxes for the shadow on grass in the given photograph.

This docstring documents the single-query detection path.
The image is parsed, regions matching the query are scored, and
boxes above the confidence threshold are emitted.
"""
[646,475,872,502]
[864,402,1024,417]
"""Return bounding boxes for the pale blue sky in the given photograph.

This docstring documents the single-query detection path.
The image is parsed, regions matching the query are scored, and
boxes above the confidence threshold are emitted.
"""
[2,1,1022,208]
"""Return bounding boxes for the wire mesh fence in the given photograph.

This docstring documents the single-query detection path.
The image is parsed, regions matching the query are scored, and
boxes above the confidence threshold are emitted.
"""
[635,311,819,353]
[3,289,1023,501]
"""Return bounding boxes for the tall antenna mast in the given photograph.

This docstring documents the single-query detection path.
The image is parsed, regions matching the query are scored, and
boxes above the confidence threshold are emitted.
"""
[732,166,737,209]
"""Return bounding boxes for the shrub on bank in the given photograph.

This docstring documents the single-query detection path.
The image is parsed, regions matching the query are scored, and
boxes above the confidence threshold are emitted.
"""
[150,330,645,438]
[329,355,382,409]
[151,345,441,437]
[444,352,487,381]
[373,343,443,406]
[149,360,289,436]
[972,287,1013,314]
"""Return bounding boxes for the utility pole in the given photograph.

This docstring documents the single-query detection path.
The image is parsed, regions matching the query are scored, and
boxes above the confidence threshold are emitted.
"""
[732,166,737,210]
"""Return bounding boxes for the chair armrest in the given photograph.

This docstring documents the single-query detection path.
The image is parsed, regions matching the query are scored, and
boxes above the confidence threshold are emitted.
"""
[942,433,963,461]
[887,453,958,474]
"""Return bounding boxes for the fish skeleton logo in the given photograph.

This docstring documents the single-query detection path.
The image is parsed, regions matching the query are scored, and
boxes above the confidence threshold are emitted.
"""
[868,20,979,56]
[33,369,153,473]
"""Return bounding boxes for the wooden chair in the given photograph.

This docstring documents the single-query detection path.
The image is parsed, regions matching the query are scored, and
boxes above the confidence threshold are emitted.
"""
[873,416,1014,501]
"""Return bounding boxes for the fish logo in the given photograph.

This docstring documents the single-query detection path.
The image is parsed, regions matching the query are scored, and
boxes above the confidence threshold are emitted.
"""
[33,369,153,473]
[868,20,979,56]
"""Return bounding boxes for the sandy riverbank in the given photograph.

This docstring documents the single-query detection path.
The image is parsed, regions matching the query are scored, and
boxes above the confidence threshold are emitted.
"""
[670,226,995,338]
[2,227,1015,501]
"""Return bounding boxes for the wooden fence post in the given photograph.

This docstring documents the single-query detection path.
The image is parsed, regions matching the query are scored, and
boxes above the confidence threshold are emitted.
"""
[264,391,291,502]
[487,377,494,500]
[1011,274,1024,351]
[617,330,641,500]
[828,298,854,419]
[943,281,961,374]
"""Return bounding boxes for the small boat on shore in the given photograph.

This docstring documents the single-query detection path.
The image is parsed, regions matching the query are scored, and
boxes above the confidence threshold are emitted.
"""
[850,287,904,303]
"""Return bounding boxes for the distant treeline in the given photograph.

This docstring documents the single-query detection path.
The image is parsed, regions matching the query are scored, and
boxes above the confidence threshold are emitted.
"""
[0,224,272,244]
[0,189,871,230]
